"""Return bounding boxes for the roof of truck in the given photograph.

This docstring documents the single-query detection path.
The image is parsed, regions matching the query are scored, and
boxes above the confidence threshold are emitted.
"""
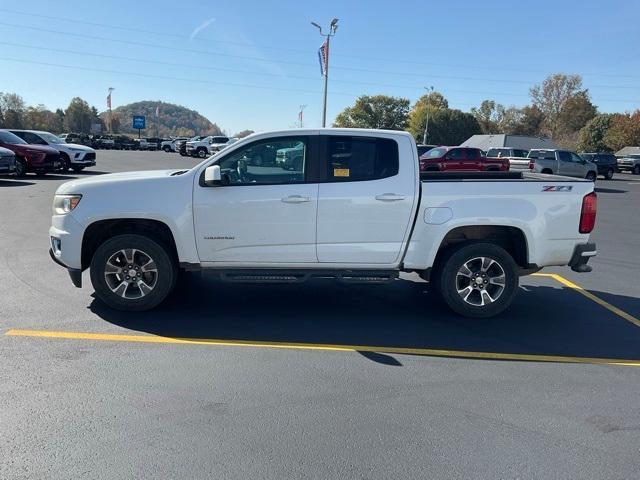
[460,134,558,150]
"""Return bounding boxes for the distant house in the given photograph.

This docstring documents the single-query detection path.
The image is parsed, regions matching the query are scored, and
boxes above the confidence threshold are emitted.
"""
[615,146,640,157]
[460,134,557,151]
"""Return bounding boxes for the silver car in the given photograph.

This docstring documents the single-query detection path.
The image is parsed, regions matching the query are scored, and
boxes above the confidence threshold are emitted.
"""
[0,146,16,174]
[528,149,598,181]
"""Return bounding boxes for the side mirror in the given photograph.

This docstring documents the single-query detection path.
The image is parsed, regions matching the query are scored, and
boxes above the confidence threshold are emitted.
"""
[204,165,222,186]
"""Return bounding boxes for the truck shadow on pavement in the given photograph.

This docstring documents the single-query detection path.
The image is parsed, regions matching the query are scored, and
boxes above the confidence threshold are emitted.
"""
[92,274,640,364]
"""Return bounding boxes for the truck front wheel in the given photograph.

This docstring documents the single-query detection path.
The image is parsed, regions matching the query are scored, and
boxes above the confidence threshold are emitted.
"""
[435,242,518,318]
[90,234,177,311]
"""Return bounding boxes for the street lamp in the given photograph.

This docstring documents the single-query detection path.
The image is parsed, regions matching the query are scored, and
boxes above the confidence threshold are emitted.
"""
[311,18,339,127]
[422,86,434,145]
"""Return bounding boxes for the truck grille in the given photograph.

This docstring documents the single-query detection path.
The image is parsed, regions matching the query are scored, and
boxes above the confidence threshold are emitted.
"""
[84,152,96,161]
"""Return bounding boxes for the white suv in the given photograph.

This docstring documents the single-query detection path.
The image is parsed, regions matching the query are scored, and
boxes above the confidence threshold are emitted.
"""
[10,130,96,172]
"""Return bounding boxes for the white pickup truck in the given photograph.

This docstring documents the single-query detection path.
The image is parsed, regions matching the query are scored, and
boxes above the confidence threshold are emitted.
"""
[49,129,597,318]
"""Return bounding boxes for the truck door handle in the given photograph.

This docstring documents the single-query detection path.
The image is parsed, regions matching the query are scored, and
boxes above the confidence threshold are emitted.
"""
[281,195,310,203]
[375,193,405,202]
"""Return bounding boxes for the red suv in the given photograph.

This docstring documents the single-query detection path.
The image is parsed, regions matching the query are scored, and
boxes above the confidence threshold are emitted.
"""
[419,146,509,172]
[0,129,61,176]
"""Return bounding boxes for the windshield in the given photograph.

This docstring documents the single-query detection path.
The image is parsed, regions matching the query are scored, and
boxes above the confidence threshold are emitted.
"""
[0,130,28,144]
[39,132,64,144]
[423,147,447,158]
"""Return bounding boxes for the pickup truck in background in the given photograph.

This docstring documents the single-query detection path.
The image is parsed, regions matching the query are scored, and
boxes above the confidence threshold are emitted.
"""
[186,136,230,158]
[49,129,597,318]
[419,146,509,172]
[528,149,598,180]
[486,147,530,171]
[616,155,640,175]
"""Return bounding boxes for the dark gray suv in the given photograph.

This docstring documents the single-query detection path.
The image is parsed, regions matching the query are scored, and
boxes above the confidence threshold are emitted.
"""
[579,153,617,180]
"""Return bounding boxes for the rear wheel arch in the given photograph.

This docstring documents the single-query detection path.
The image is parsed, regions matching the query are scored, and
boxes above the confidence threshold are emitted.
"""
[81,218,179,271]
[432,225,530,272]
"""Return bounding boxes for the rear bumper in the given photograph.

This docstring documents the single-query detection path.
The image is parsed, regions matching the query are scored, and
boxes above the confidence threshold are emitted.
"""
[569,242,596,273]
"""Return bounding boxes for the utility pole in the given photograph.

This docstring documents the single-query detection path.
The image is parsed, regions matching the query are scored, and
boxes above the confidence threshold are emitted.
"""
[422,85,434,145]
[107,87,114,134]
[311,18,339,127]
[298,104,307,128]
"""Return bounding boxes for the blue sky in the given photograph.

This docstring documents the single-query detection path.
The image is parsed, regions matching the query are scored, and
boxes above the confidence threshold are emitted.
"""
[0,0,638,135]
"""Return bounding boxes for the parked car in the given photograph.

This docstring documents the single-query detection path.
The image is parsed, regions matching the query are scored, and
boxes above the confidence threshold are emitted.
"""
[59,133,92,147]
[133,138,157,151]
[161,137,189,153]
[49,129,597,318]
[0,146,16,175]
[10,130,96,173]
[616,155,640,175]
[579,152,617,180]
[275,141,305,170]
[527,149,597,180]
[485,147,530,171]
[91,135,115,150]
[419,146,509,172]
[111,135,137,150]
[146,138,162,151]
[0,129,61,176]
[416,144,437,157]
[186,136,230,158]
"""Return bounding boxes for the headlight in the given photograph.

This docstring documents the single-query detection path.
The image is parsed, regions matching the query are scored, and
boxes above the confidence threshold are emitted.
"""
[53,194,82,214]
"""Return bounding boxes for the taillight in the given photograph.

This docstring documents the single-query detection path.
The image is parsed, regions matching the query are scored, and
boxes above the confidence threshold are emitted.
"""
[579,191,597,234]
[528,159,535,170]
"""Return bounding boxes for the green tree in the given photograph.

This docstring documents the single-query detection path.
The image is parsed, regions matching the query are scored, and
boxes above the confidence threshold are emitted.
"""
[0,92,26,128]
[23,105,64,132]
[530,73,590,139]
[576,114,615,152]
[471,100,505,134]
[407,91,449,142]
[333,95,410,130]
[409,108,481,145]
[603,111,640,152]
[64,97,95,133]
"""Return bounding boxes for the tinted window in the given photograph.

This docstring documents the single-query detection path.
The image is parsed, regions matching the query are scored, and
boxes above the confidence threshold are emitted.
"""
[558,151,571,162]
[486,148,510,158]
[513,149,528,158]
[528,150,556,160]
[216,137,307,185]
[570,152,584,163]
[0,130,27,144]
[581,153,595,161]
[445,148,463,160]
[416,145,434,157]
[326,136,398,182]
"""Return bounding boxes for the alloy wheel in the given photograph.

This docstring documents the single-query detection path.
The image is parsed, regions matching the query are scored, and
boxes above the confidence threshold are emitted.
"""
[455,256,506,307]
[103,248,158,299]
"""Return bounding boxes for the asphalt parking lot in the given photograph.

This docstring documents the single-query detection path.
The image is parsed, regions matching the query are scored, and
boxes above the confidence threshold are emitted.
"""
[1,151,639,479]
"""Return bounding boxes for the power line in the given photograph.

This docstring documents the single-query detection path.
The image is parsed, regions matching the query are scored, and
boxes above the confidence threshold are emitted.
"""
[0,7,638,80]
[1,41,638,104]
[0,21,638,91]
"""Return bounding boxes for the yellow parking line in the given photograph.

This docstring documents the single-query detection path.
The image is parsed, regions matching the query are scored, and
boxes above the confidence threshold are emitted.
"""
[533,273,640,328]
[5,328,640,367]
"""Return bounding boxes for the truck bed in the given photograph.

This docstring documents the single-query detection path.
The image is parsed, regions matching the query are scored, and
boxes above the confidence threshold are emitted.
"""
[420,171,589,182]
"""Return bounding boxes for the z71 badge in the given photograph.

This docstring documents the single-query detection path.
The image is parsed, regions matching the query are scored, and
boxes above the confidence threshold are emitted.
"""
[542,185,573,192]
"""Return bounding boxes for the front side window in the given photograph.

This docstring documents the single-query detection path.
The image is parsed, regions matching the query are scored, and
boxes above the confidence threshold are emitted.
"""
[424,147,447,158]
[0,130,27,144]
[558,151,571,162]
[215,137,307,185]
[326,136,398,182]
[446,148,463,160]
[570,152,584,163]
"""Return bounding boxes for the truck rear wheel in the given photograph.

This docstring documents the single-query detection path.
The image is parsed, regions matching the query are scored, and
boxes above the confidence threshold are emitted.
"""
[436,242,518,318]
[90,234,177,311]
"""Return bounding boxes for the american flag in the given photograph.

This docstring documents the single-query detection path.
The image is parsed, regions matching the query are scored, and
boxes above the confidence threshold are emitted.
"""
[318,39,329,76]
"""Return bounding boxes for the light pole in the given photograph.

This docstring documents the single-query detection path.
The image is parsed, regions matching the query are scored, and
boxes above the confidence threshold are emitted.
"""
[311,18,338,127]
[298,104,307,128]
[422,85,434,145]
[107,87,114,134]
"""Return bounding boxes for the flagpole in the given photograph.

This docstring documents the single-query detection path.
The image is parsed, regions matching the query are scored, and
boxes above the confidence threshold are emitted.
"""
[312,19,338,128]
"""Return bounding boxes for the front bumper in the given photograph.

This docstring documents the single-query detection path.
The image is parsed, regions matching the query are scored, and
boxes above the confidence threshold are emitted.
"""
[49,248,82,287]
[569,242,596,273]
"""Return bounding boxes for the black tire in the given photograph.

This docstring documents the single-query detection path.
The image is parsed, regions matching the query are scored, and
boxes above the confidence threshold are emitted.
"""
[197,148,208,158]
[586,171,597,182]
[541,169,553,175]
[15,157,27,177]
[90,234,177,311]
[634,165,640,175]
[59,153,71,172]
[162,145,172,152]
[604,168,614,180]
[435,242,519,318]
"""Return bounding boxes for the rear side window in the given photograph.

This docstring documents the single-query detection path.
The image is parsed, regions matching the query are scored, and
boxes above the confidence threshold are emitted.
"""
[486,148,509,158]
[529,150,556,160]
[326,136,398,182]
[513,149,528,158]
